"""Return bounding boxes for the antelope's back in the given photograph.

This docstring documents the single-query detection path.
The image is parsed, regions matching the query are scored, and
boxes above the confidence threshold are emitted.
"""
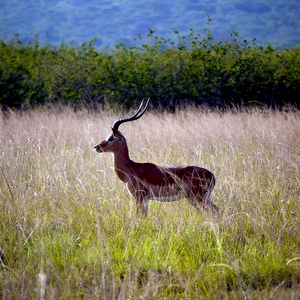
[167,166,215,182]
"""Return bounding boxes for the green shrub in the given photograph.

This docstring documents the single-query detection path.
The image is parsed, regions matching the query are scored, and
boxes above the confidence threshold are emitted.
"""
[0,30,299,110]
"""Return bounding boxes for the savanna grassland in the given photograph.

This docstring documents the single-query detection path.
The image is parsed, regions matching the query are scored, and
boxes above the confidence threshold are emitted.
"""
[0,107,300,299]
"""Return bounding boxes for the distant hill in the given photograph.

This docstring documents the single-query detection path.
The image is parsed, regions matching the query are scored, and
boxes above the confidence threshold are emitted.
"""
[0,0,299,48]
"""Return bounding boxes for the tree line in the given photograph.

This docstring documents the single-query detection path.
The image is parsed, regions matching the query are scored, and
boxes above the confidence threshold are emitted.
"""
[1,29,299,111]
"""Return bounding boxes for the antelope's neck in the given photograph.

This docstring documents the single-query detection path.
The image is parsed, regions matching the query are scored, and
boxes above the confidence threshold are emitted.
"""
[113,146,134,183]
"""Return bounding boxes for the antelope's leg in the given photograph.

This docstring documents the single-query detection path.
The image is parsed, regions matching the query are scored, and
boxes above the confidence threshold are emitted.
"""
[186,194,218,213]
[135,195,148,216]
[202,177,219,213]
[185,176,219,213]
[202,193,219,213]
[186,195,203,211]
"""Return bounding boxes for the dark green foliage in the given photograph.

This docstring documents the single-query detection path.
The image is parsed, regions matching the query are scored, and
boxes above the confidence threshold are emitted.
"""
[0,37,48,108]
[0,30,299,111]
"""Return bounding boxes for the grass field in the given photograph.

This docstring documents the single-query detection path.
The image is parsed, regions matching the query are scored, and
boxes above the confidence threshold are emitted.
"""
[0,106,300,299]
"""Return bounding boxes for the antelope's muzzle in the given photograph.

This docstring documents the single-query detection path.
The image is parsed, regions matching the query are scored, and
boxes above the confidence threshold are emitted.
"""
[94,144,103,153]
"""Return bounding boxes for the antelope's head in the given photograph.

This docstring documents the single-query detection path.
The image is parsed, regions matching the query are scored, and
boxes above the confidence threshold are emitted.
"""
[94,99,149,154]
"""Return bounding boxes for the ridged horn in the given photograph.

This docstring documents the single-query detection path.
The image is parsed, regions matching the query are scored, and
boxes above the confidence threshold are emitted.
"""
[112,98,150,131]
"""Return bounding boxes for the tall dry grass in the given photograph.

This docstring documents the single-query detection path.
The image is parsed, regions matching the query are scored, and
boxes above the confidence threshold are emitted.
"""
[0,106,299,299]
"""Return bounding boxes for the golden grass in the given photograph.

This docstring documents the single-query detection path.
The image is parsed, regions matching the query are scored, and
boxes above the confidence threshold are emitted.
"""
[0,106,300,299]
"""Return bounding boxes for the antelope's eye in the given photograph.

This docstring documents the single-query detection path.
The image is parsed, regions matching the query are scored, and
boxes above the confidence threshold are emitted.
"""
[107,136,115,142]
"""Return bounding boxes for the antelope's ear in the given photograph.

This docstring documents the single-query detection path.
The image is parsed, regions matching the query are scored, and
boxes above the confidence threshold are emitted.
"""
[111,128,120,140]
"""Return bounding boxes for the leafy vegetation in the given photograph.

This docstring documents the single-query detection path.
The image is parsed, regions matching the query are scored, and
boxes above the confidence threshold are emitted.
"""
[1,107,299,298]
[1,29,300,111]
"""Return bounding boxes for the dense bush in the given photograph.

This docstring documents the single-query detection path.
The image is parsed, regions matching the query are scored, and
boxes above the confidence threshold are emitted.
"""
[0,30,299,110]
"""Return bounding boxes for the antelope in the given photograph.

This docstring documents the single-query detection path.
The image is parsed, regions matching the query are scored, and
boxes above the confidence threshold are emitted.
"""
[94,99,218,215]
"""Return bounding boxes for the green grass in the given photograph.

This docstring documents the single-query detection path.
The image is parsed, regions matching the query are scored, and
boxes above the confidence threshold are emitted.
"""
[0,107,300,299]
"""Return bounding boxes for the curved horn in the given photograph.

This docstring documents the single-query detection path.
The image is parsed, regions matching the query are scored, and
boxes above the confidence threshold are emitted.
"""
[112,98,150,131]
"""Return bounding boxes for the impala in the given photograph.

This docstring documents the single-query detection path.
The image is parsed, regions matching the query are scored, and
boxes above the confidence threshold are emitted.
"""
[94,99,218,215]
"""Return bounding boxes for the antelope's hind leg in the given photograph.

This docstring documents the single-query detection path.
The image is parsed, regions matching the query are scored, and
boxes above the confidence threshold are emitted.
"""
[186,176,219,213]
[187,192,219,214]
[202,190,219,213]
[201,174,218,212]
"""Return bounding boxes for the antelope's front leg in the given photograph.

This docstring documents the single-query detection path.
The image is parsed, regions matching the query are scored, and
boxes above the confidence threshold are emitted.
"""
[135,195,148,216]
[127,183,148,216]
